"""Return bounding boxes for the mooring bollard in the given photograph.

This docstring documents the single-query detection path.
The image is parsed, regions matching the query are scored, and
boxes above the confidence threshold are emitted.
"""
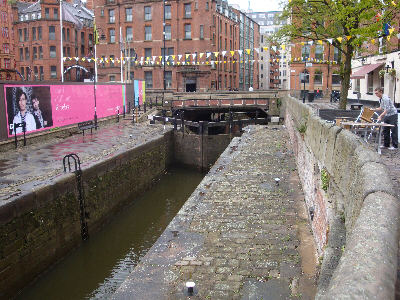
[117,109,120,122]
[132,108,135,124]
[144,102,146,113]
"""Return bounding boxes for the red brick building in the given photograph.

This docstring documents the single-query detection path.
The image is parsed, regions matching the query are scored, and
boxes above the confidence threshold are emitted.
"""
[94,0,259,91]
[0,0,15,80]
[289,42,341,98]
[12,0,94,81]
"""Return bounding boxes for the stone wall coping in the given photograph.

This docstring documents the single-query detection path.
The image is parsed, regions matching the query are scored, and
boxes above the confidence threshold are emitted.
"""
[285,95,399,299]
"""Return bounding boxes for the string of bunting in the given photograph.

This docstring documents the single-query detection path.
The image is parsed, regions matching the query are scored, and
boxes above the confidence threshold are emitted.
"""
[62,28,400,66]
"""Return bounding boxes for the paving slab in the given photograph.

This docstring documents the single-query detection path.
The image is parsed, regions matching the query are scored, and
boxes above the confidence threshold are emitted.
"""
[113,125,317,300]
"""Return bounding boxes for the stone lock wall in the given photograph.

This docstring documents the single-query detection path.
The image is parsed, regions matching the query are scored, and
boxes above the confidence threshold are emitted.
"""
[0,132,173,299]
[283,95,399,299]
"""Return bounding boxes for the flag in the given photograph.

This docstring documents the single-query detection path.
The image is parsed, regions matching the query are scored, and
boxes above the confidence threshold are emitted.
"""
[94,21,99,45]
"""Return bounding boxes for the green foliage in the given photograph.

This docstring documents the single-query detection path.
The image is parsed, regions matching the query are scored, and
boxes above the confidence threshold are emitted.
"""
[379,69,386,78]
[321,168,329,192]
[388,68,396,77]
[273,0,400,108]
[297,122,307,134]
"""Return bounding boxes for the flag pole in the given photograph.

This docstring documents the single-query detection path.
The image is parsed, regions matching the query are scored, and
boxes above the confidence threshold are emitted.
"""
[60,0,64,82]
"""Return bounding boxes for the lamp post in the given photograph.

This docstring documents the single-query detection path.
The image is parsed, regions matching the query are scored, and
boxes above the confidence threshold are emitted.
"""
[302,59,307,103]
[163,0,166,91]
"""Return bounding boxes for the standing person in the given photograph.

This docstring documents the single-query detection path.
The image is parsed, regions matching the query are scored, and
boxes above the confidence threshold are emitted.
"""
[373,87,398,149]
[12,89,36,134]
[31,94,45,129]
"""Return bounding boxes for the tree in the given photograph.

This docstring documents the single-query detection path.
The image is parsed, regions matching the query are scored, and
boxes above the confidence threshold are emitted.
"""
[274,0,399,109]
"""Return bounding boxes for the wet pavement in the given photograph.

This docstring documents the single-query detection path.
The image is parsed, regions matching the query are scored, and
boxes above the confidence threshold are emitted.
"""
[0,120,170,203]
[113,126,318,299]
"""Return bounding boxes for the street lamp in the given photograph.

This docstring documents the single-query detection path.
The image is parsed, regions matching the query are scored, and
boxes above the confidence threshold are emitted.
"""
[302,59,307,103]
[163,0,166,91]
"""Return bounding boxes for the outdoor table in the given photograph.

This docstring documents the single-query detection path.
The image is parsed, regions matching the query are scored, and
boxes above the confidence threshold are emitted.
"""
[340,122,394,154]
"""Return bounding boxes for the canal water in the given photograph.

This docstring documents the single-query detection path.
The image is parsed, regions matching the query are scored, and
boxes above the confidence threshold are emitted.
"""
[17,166,204,300]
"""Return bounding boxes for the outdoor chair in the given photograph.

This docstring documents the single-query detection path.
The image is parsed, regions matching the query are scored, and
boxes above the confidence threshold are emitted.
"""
[352,106,379,141]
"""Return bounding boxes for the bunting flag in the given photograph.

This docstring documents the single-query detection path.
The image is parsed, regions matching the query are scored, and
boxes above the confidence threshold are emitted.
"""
[318,40,323,45]
[281,45,286,51]
[237,50,243,56]
[178,55,182,60]
[221,51,227,56]
[230,51,235,56]
[271,46,277,52]
[308,41,314,45]
[263,46,268,51]
[185,54,190,59]
[254,48,260,53]
[172,55,176,60]
[192,53,197,59]
[245,49,251,54]
[346,36,351,40]
[159,56,162,61]
[337,37,343,43]
[206,52,211,58]
[214,51,219,57]
[199,53,204,58]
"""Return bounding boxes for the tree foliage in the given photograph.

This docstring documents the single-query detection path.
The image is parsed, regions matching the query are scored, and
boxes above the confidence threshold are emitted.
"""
[274,0,400,108]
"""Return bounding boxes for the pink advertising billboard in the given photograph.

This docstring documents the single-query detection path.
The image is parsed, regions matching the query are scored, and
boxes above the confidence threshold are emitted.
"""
[4,85,123,137]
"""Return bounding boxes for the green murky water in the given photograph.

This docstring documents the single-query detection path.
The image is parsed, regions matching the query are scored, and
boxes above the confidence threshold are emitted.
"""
[17,166,203,300]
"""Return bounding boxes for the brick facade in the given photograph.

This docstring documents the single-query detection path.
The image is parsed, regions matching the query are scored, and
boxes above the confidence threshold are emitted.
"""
[12,0,94,82]
[94,0,259,91]
[0,0,15,80]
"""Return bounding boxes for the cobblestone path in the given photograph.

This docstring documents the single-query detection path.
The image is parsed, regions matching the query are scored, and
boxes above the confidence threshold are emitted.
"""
[0,121,169,202]
[114,126,317,300]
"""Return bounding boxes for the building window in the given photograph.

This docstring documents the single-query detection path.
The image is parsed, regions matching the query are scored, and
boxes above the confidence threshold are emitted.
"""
[25,47,29,60]
[110,55,115,67]
[67,47,71,57]
[144,71,153,88]
[21,67,24,78]
[165,25,171,40]
[4,58,10,68]
[19,29,23,41]
[355,78,360,92]
[45,8,49,19]
[54,8,58,19]
[144,6,151,20]
[315,45,323,60]
[144,48,152,60]
[301,45,310,60]
[300,71,309,84]
[109,75,116,81]
[67,28,70,41]
[39,46,43,59]
[33,46,37,59]
[81,45,85,56]
[314,71,322,84]
[126,27,133,41]
[101,9,104,17]
[81,32,85,45]
[184,3,191,18]
[51,66,56,78]
[33,66,38,80]
[126,8,132,22]
[2,43,8,53]
[184,24,191,39]
[164,71,172,88]
[332,73,341,85]
[50,46,56,58]
[367,73,373,93]
[109,28,115,43]
[49,26,55,40]
[38,27,42,40]
[333,47,340,62]
[2,27,8,38]
[109,9,115,23]
[206,2,209,10]
[145,26,152,40]
[200,25,204,39]
[31,27,37,41]
[24,28,28,41]
[165,5,171,19]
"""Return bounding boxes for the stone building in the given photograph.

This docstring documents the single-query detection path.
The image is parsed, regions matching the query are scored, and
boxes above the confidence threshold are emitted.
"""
[93,0,259,91]
[247,11,289,90]
[0,0,15,80]
[12,0,94,82]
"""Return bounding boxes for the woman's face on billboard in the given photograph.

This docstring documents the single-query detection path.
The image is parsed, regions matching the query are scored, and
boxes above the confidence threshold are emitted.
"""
[18,93,27,112]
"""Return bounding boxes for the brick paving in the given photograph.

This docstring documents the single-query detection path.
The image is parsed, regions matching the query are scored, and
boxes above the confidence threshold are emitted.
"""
[0,120,169,203]
[113,126,317,300]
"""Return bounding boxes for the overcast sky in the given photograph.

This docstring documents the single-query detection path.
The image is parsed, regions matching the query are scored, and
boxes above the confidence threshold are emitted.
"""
[228,0,284,12]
